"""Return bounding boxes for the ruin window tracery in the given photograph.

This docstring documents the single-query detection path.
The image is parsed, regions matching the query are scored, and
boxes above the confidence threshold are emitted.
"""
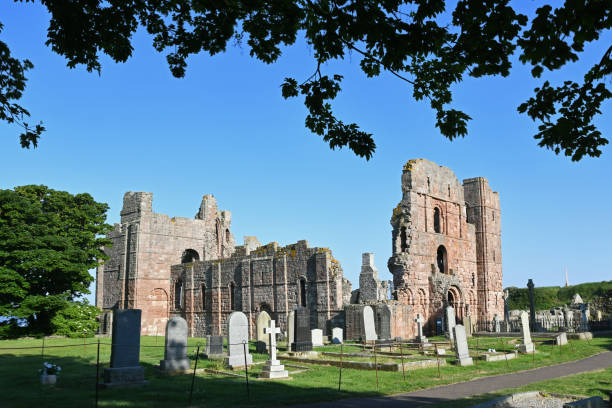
[174,280,183,310]
[436,245,448,274]
[400,227,408,252]
[299,278,307,307]
[181,249,200,263]
[229,282,236,311]
[433,207,441,233]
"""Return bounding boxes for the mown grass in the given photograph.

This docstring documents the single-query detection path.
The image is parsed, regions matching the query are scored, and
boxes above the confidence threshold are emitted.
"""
[435,366,612,407]
[0,335,610,407]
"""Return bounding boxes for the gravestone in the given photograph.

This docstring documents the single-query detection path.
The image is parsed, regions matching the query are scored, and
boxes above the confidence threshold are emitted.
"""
[259,320,289,378]
[256,311,271,353]
[453,325,473,366]
[225,312,253,368]
[464,315,473,337]
[103,309,146,386]
[580,309,589,331]
[555,332,568,346]
[291,307,313,352]
[287,310,295,347]
[205,335,225,358]
[375,304,392,340]
[445,306,456,342]
[160,317,190,371]
[311,329,323,347]
[518,311,535,353]
[332,327,343,344]
[494,314,501,333]
[503,289,510,322]
[363,306,378,342]
[596,310,602,321]
[527,279,536,331]
[415,313,428,343]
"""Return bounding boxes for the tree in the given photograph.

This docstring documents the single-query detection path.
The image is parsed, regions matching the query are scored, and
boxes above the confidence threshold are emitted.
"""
[2,1,610,160]
[0,185,111,336]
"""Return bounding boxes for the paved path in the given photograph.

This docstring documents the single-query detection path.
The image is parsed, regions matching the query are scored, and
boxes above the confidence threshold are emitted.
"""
[290,351,612,407]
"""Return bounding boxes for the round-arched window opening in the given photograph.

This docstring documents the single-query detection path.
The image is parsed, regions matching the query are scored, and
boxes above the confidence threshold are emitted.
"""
[225,229,230,243]
[436,245,448,274]
[181,249,200,263]
[433,207,441,233]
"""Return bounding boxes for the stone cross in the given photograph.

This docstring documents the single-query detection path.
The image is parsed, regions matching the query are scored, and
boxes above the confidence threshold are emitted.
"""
[264,320,281,363]
[415,314,424,338]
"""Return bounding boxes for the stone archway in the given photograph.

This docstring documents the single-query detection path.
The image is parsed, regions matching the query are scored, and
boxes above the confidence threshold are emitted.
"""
[447,286,463,322]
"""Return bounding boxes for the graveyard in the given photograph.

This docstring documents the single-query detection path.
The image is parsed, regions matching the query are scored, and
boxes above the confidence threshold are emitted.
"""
[0,330,610,407]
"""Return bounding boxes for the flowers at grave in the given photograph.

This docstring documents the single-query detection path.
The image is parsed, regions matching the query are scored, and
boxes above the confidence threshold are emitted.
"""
[487,348,496,353]
[39,362,61,376]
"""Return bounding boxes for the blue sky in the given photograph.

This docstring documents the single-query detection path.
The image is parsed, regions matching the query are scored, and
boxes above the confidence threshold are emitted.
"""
[1,2,611,305]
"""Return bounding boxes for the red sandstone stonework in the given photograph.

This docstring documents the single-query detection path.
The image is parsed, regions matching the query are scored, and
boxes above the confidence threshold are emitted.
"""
[387,159,503,334]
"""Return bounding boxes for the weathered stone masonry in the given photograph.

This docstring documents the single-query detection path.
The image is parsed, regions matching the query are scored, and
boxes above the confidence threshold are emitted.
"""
[170,239,348,338]
[387,159,503,334]
[96,192,235,335]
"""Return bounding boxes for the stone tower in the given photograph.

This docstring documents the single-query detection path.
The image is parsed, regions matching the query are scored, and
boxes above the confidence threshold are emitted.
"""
[387,159,503,333]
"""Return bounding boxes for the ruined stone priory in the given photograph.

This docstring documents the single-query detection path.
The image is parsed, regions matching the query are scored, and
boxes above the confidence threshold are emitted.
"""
[387,159,504,333]
[96,191,349,337]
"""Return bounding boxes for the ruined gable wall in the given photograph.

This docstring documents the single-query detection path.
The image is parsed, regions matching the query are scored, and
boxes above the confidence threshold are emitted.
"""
[388,159,479,333]
[97,191,236,336]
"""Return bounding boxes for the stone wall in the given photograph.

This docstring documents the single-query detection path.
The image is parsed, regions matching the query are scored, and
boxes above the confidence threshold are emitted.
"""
[170,240,345,337]
[96,191,235,335]
[387,159,504,334]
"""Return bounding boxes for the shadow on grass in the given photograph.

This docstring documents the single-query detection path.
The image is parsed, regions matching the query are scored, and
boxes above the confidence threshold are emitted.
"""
[0,352,381,408]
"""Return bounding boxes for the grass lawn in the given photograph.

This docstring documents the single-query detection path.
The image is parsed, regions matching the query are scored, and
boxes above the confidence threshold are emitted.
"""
[0,335,610,407]
[435,366,612,407]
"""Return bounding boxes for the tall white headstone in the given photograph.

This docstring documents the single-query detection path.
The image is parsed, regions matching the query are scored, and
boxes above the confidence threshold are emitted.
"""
[363,306,378,342]
[287,310,295,348]
[518,311,534,353]
[256,311,271,352]
[311,329,324,347]
[446,306,456,342]
[332,327,343,344]
[415,313,427,343]
[225,312,253,368]
[453,325,473,366]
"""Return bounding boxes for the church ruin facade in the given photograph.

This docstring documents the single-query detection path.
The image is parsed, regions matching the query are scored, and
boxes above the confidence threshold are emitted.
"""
[388,159,504,334]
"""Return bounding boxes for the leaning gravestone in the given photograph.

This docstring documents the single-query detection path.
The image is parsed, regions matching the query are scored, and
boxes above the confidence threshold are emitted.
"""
[205,335,225,358]
[453,325,473,366]
[259,320,289,379]
[311,329,323,347]
[363,306,378,342]
[225,312,253,368]
[446,306,456,342]
[291,307,313,352]
[287,311,295,348]
[160,317,190,371]
[332,327,343,344]
[256,311,271,353]
[103,309,146,386]
[518,311,535,353]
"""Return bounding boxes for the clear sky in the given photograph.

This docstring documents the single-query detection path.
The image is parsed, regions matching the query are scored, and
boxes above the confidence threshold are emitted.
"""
[1,2,611,305]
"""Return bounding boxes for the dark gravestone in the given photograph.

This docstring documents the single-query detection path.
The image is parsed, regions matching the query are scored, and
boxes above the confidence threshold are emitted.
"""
[205,335,224,358]
[375,304,392,340]
[103,309,146,386]
[291,307,313,352]
[527,279,536,331]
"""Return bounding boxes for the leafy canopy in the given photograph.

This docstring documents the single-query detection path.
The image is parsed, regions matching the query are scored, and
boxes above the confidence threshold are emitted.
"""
[2,1,611,160]
[0,185,111,336]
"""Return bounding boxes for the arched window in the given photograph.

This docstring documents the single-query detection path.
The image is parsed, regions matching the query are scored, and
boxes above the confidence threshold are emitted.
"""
[174,280,183,310]
[201,284,206,311]
[436,245,448,274]
[225,228,230,243]
[299,278,307,307]
[229,282,236,311]
[400,226,408,252]
[433,207,441,233]
[181,249,200,263]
